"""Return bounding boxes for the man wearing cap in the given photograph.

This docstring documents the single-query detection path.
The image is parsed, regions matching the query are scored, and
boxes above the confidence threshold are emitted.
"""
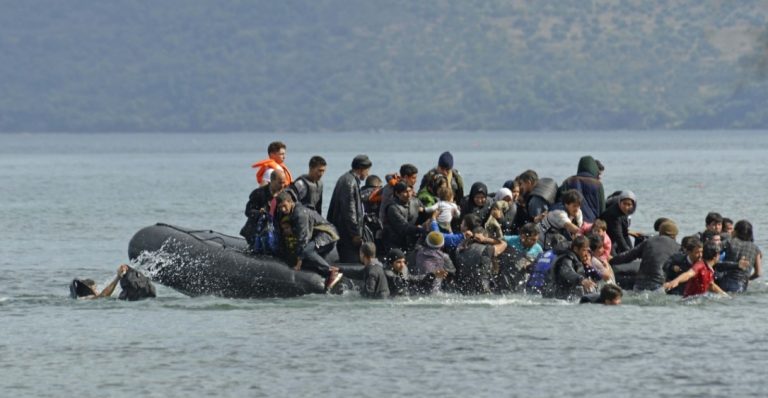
[418,151,464,205]
[382,182,425,253]
[610,220,681,291]
[327,154,373,263]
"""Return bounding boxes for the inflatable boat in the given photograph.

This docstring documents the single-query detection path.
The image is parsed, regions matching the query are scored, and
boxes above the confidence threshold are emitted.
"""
[128,223,358,298]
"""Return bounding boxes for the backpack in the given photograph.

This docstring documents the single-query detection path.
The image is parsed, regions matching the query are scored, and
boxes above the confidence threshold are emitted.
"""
[252,213,279,255]
[526,250,557,294]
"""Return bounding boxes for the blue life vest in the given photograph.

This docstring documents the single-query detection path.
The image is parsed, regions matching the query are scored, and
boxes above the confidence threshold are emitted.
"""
[252,213,279,255]
[526,250,557,293]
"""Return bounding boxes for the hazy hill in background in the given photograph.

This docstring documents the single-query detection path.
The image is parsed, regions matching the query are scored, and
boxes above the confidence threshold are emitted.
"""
[3,0,768,132]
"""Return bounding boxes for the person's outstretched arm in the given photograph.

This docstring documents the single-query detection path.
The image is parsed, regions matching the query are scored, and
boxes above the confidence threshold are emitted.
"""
[98,264,128,298]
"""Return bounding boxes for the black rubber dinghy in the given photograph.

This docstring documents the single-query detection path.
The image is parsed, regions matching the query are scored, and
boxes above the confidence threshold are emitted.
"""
[129,223,338,298]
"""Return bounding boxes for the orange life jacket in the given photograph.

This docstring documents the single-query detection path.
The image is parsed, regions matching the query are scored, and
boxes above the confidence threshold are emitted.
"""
[251,159,292,186]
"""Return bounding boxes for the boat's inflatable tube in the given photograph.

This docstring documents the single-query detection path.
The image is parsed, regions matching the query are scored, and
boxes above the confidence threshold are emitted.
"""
[129,223,338,298]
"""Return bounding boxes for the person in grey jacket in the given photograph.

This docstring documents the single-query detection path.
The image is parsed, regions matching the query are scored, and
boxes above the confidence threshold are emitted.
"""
[610,220,680,291]
[277,192,343,291]
[327,154,373,263]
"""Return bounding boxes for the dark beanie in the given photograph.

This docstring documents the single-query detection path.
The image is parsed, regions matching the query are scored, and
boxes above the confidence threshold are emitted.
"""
[387,248,406,263]
[351,154,372,169]
[438,151,454,169]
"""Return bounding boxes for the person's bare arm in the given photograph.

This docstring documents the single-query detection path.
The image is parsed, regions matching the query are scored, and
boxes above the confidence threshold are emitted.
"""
[98,264,128,298]
[663,269,696,291]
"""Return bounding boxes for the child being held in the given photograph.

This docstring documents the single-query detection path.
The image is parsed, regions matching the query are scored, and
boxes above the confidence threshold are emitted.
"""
[424,186,460,233]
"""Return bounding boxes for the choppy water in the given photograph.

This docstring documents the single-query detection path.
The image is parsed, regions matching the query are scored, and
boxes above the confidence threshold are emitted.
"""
[2,131,767,397]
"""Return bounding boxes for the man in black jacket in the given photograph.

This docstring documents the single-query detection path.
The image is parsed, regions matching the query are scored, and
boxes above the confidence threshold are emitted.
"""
[327,154,372,263]
[543,235,597,300]
[288,156,326,214]
[239,169,285,248]
[610,220,680,291]
[276,192,343,291]
[382,182,425,253]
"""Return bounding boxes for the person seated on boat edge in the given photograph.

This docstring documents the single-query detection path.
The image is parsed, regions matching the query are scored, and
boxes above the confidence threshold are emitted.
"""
[70,264,156,301]
[251,141,292,187]
[460,181,492,227]
[542,235,597,300]
[287,155,326,215]
[559,155,605,224]
[275,192,343,291]
[610,220,680,292]
[497,223,543,293]
[239,169,285,253]
[663,236,703,295]
[599,190,636,256]
[716,220,762,293]
[381,182,426,254]
[579,284,623,305]
[455,226,507,295]
[385,248,449,297]
[664,243,729,298]
[327,154,373,263]
[538,189,584,251]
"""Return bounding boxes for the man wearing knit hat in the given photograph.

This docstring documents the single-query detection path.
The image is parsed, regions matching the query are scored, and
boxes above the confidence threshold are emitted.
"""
[411,231,456,281]
[610,219,681,291]
[328,154,373,263]
[418,151,464,205]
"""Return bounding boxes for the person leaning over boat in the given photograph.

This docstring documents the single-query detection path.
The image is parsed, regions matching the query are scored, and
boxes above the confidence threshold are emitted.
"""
[251,141,292,187]
[537,189,584,250]
[579,284,623,305]
[559,155,605,224]
[275,192,343,291]
[239,169,285,251]
[327,154,373,263]
[610,220,680,291]
[287,155,326,215]
[385,248,449,297]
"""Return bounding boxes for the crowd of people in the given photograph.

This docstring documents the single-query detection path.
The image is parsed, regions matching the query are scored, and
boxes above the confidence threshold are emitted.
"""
[242,141,763,303]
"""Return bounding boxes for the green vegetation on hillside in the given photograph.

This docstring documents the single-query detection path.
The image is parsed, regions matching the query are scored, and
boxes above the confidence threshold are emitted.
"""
[2,0,768,132]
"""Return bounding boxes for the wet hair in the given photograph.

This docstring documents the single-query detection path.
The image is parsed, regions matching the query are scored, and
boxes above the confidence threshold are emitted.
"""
[399,164,418,177]
[365,175,382,188]
[722,217,734,228]
[683,237,703,252]
[517,170,539,184]
[701,230,720,244]
[275,191,294,204]
[702,243,720,262]
[82,279,96,288]
[571,235,589,250]
[462,214,482,231]
[705,212,723,226]
[733,220,754,242]
[308,156,326,169]
[519,223,539,238]
[588,234,604,252]
[360,242,377,258]
[653,217,670,232]
[598,284,623,302]
[561,189,583,205]
[267,141,286,154]
[591,219,607,232]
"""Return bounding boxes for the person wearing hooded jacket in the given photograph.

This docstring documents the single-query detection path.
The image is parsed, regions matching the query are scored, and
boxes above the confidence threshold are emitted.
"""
[610,220,680,291]
[382,182,425,253]
[418,151,465,206]
[459,182,492,224]
[543,235,598,300]
[559,155,605,223]
[600,190,637,256]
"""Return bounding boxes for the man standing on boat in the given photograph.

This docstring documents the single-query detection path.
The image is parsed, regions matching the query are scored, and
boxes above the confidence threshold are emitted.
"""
[288,155,326,215]
[327,154,373,263]
[251,141,292,187]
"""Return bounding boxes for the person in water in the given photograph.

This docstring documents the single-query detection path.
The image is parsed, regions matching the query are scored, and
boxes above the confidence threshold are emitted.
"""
[276,192,343,291]
[384,248,449,297]
[455,226,507,294]
[410,231,456,292]
[288,155,326,214]
[663,243,729,298]
[717,220,762,293]
[579,284,623,305]
[497,222,543,292]
[663,237,703,295]
[610,220,680,291]
[542,235,598,300]
[251,141,292,187]
[327,154,373,263]
[358,242,389,299]
[70,264,129,299]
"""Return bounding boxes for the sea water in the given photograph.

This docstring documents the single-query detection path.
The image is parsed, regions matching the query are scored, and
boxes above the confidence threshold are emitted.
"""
[1,131,767,397]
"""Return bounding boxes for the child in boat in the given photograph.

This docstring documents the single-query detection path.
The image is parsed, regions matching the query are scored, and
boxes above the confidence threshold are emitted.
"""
[663,243,729,298]
[424,185,460,233]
